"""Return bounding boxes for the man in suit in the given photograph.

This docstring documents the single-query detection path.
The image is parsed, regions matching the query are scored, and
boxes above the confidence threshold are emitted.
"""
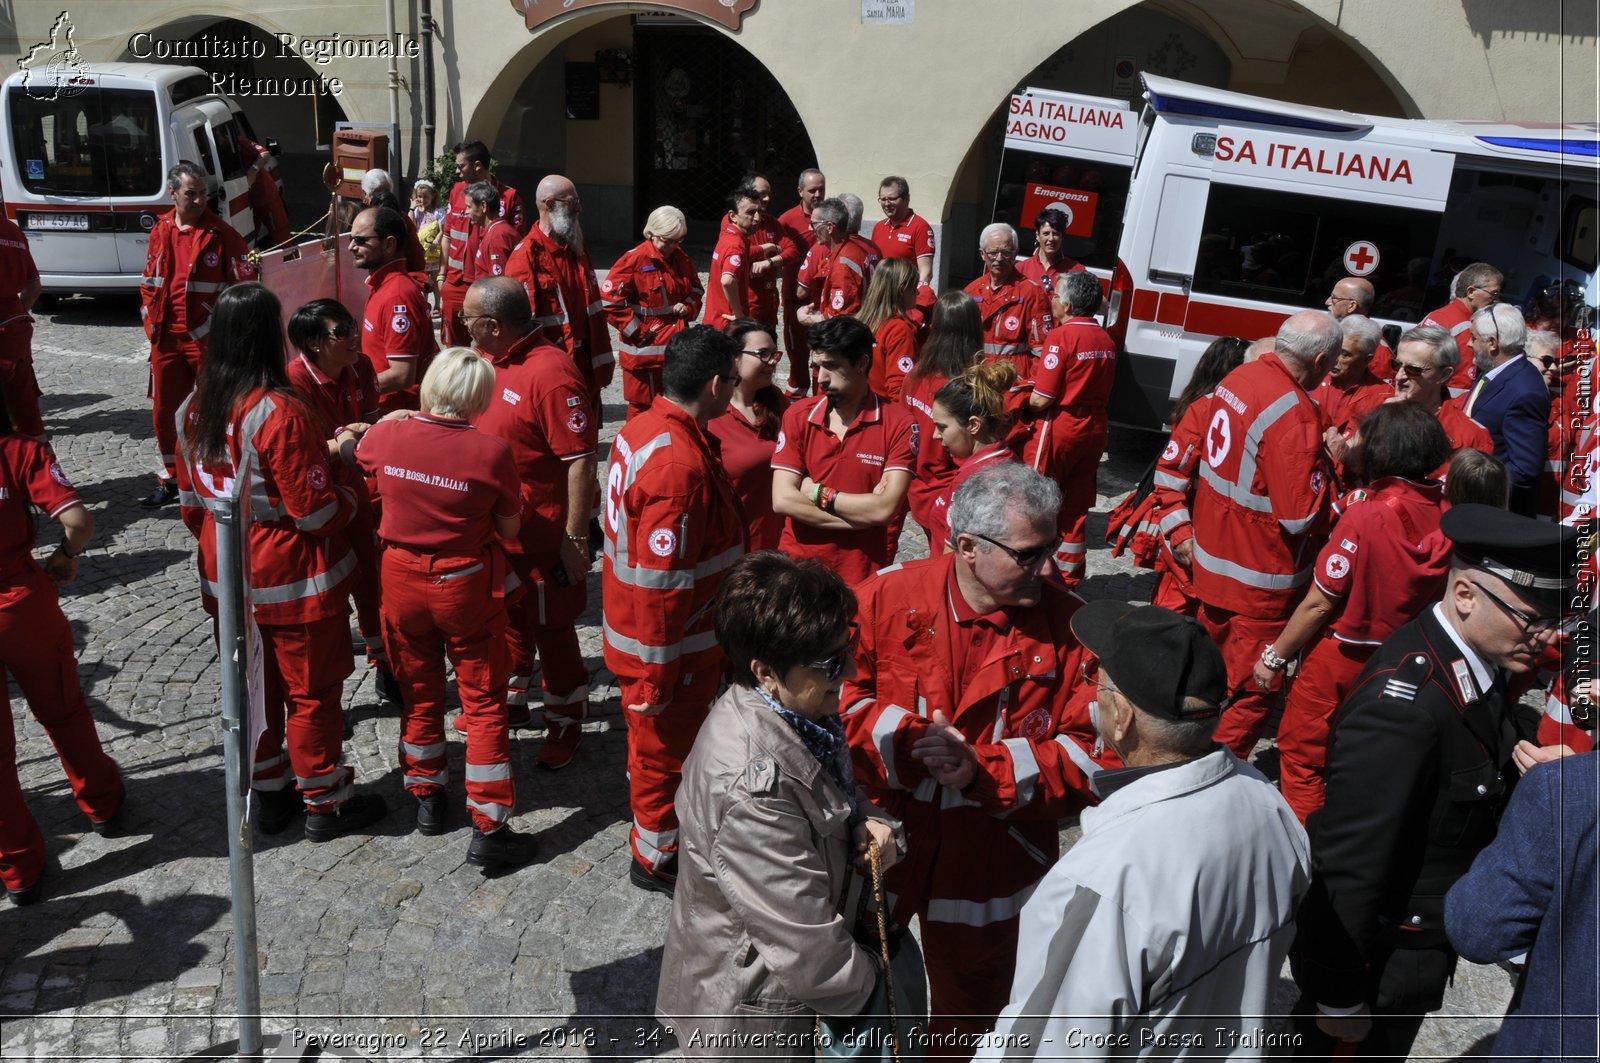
[1290,504,1579,1061]
[1460,303,1549,515]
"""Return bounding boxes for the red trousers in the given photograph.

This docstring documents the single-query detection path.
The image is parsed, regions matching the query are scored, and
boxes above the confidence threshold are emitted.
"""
[1200,602,1285,759]
[381,548,514,832]
[347,493,382,643]
[503,560,590,723]
[0,320,43,438]
[251,613,354,812]
[1279,636,1373,824]
[1027,410,1106,586]
[621,668,721,870]
[439,282,469,347]
[149,333,204,481]
[0,567,121,891]
[620,363,663,421]
[1151,551,1199,617]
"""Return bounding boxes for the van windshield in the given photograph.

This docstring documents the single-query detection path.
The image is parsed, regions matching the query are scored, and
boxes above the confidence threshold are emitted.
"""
[993,148,1132,272]
[8,86,163,198]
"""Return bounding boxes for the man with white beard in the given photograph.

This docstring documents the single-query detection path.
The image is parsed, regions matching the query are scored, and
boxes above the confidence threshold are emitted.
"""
[506,175,615,409]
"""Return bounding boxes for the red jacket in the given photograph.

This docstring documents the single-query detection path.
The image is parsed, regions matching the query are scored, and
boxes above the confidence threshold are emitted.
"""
[603,239,703,371]
[602,396,747,705]
[869,316,919,401]
[1191,353,1334,618]
[703,217,751,326]
[1422,299,1478,391]
[140,211,255,345]
[176,389,356,625]
[444,177,526,288]
[842,554,1110,816]
[505,224,614,389]
[468,217,520,282]
[1149,393,1212,553]
[1433,400,1496,479]
[819,235,879,319]
[964,270,1052,378]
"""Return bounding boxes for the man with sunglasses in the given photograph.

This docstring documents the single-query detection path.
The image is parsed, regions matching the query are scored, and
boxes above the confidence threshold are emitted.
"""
[351,206,437,414]
[1461,303,1549,516]
[1423,261,1504,393]
[1291,504,1579,1061]
[1387,324,1494,477]
[841,461,1113,1048]
[602,325,747,895]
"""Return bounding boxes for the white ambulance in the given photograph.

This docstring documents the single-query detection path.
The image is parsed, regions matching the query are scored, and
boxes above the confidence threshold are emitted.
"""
[1,63,272,293]
[1102,74,1599,428]
[991,86,1139,284]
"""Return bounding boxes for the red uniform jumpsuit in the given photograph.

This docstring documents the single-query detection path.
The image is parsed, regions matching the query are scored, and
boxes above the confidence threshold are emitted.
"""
[474,331,597,726]
[361,260,437,415]
[1313,369,1391,488]
[140,211,255,482]
[818,235,879,319]
[1278,477,1450,823]
[1146,395,1214,616]
[176,389,359,811]
[1190,353,1334,758]
[0,219,42,438]
[1422,299,1478,392]
[603,396,746,872]
[1024,316,1116,585]
[702,216,752,328]
[706,393,788,551]
[777,203,817,391]
[869,316,919,402]
[747,215,785,332]
[771,393,917,585]
[505,225,614,404]
[903,373,957,553]
[469,217,520,283]
[284,352,384,664]
[0,438,121,892]
[356,415,523,831]
[964,271,1052,379]
[842,554,1112,1045]
[602,239,703,418]
[443,178,526,346]
[1432,400,1497,479]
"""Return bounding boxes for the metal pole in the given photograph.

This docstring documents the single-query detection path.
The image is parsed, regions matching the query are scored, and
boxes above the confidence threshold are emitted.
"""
[384,0,401,154]
[213,499,263,1058]
[420,0,436,164]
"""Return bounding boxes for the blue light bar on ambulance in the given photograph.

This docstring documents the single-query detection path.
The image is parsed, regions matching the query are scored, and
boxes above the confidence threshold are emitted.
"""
[1475,136,1600,158]
[1144,91,1362,134]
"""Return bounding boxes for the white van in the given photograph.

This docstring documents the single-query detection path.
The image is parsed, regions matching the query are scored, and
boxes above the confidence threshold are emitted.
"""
[1,63,274,293]
[990,86,1139,284]
[1103,74,1600,428]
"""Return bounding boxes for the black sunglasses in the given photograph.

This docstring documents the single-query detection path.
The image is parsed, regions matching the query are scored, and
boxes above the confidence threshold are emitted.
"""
[323,322,355,340]
[971,532,1054,569]
[803,622,860,682]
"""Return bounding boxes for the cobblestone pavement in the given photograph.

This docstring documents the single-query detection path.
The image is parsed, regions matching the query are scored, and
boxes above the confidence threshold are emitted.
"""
[2,294,1508,1060]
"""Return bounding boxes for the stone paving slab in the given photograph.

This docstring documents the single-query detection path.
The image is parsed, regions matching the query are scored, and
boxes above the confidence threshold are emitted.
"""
[0,295,1508,1060]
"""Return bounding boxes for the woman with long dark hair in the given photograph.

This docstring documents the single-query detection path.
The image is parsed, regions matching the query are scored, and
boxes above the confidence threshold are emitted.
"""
[177,282,386,841]
[0,399,123,903]
[903,290,984,545]
[708,319,788,550]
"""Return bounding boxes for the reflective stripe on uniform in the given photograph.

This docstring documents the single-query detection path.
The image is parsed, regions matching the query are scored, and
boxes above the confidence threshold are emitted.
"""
[465,761,513,782]
[602,620,717,664]
[402,740,447,760]
[982,341,1027,356]
[925,882,1038,927]
[1052,733,1102,789]
[633,821,678,865]
[1153,470,1189,491]
[206,549,357,605]
[1192,540,1311,591]
[468,798,511,823]
[1002,737,1040,806]
[871,704,913,791]
[604,541,742,590]
[1158,510,1189,535]
[294,496,342,532]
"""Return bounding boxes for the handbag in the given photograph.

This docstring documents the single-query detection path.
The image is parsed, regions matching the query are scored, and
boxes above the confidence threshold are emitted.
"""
[815,840,928,1062]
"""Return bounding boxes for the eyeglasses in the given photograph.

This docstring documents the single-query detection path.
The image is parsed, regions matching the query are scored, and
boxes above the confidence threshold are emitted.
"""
[1470,579,1560,635]
[803,622,860,682]
[1469,285,1503,302]
[323,322,355,340]
[1392,360,1441,377]
[970,532,1055,569]
[460,312,499,326]
[979,248,1015,260]
[742,346,781,362]
[347,234,376,246]
[1080,655,1119,693]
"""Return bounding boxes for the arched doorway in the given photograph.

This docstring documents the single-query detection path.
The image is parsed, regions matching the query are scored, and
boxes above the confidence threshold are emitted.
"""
[118,17,348,228]
[482,11,816,254]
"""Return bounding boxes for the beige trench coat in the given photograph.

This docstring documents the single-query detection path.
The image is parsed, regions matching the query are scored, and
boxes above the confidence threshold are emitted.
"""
[656,684,900,1060]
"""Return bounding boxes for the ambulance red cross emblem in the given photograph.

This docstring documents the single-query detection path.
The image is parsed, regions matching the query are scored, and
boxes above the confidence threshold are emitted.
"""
[1343,241,1379,277]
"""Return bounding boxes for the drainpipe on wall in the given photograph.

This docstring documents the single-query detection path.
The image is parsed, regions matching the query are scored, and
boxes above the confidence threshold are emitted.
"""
[384,0,401,159]
[421,0,436,164]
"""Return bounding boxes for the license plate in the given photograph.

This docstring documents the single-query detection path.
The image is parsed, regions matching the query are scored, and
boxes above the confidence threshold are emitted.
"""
[26,213,89,231]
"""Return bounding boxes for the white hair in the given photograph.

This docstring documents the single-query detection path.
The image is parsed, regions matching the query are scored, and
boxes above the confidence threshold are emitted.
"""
[1471,303,1527,355]
[643,205,687,240]
[979,222,1018,251]
[838,192,865,233]
[1526,330,1561,360]
[1339,314,1382,357]
[949,463,1061,544]
[361,168,392,197]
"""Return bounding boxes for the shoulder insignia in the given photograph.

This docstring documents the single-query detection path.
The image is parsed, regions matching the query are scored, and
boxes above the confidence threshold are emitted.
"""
[746,758,776,794]
[1342,488,1369,506]
[1382,652,1432,702]
[1450,659,1477,704]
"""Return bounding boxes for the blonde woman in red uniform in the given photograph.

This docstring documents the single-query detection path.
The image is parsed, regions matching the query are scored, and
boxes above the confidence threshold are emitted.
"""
[177,283,386,842]
[858,258,920,401]
[601,206,704,419]
[0,404,122,903]
[356,348,538,870]
[707,319,788,550]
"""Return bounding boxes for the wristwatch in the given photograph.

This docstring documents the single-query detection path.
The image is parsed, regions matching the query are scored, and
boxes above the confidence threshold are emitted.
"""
[1260,644,1289,672]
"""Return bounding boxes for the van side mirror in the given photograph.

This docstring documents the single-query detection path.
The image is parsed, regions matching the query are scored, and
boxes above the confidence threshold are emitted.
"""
[265,138,282,158]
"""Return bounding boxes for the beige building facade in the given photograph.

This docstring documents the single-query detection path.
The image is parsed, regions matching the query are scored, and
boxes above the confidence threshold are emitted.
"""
[4,0,1595,274]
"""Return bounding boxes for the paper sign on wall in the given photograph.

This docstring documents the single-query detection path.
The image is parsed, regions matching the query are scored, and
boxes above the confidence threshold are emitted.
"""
[862,0,913,23]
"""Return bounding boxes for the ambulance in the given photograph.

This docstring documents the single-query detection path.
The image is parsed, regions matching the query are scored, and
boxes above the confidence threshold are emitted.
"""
[991,85,1139,285]
[1102,74,1600,428]
[1,63,275,293]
